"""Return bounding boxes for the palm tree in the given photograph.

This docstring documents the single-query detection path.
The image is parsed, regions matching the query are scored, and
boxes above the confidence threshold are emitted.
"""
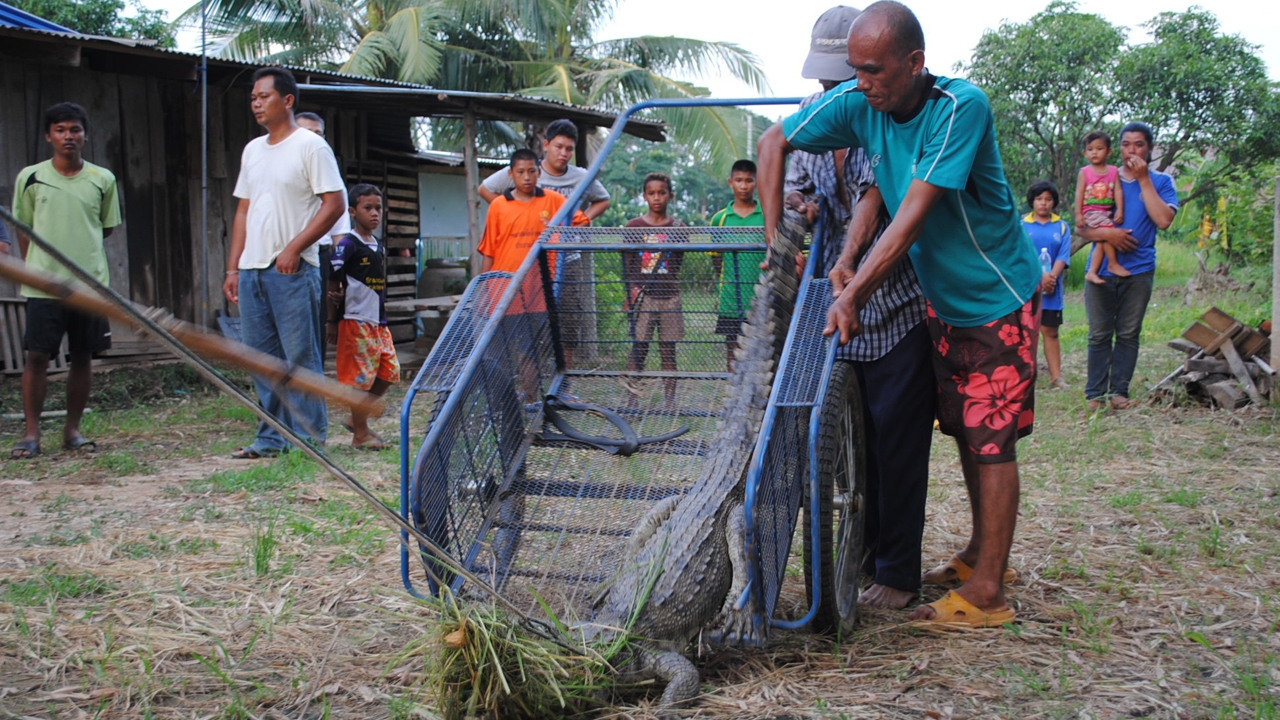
[184,0,768,169]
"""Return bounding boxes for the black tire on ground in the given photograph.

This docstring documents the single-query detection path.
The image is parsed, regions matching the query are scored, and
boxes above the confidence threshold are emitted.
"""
[803,360,867,636]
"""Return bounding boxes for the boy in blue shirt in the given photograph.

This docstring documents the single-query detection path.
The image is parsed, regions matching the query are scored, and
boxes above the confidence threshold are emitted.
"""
[1022,181,1072,390]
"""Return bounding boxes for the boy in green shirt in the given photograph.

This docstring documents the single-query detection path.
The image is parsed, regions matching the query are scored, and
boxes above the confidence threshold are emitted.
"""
[7,102,120,458]
[710,160,764,371]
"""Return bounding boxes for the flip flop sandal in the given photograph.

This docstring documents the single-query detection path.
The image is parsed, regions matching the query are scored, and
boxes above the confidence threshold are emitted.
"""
[910,591,1016,629]
[353,436,388,451]
[63,437,98,453]
[231,446,284,459]
[923,555,1017,588]
[10,440,41,459]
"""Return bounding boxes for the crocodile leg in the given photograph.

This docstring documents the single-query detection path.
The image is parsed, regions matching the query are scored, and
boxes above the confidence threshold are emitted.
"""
[715,502,765,645]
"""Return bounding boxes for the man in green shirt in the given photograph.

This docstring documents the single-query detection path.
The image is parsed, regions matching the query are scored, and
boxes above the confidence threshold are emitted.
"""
[710,159,765,371]
[6,102,120,458]
[758,1,1041,627]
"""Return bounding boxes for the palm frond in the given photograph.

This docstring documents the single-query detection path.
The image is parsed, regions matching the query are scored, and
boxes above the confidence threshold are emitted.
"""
[380,5,445,83]
[588,36,769,95]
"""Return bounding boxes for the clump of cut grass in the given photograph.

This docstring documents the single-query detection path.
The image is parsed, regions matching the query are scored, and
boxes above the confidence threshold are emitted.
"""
[423,594,616,720]
[250,514,281,577]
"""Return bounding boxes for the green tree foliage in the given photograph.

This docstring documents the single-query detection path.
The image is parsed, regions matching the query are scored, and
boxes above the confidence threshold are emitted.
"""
[1116,9,1272,174]
[187,0,768,168]
[964,1,1124,208]
[10,0,175,46]
[965,2,1278,261]
[594,136,734,227]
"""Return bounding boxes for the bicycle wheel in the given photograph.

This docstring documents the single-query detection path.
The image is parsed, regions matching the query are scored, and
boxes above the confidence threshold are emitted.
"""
[803,360,867,636]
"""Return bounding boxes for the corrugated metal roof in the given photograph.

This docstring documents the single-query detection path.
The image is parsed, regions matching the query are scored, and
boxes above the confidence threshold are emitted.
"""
[0,1,76,33]
[0,24,666,140]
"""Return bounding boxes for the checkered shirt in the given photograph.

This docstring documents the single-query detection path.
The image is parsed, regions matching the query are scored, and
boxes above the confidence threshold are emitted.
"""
[785,91,927,362]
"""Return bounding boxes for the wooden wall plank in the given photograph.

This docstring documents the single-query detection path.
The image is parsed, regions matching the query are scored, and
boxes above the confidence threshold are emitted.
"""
[119,74,157,310]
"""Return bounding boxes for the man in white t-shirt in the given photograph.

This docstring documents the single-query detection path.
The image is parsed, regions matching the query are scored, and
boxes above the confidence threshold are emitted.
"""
[223,67,346,458]
[477,119,610,218]
[295,111,351,360]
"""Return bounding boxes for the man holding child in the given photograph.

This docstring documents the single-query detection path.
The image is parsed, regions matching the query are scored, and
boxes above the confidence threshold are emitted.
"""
[1075,122,1178,412]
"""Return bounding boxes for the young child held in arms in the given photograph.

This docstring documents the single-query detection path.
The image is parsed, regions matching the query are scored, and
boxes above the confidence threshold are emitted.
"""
[1076,130,1127,285]
[710,160,764,371]
[328,183,400,450]
[624,172,685,407]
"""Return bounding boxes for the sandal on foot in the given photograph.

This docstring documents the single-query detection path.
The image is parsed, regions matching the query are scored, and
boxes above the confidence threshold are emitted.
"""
[911,591,1016,628]
[63,437,97,453]
[353,436,388,451]
[231,446,283,459]
[10,440,40,459]
[923,555,1017,588]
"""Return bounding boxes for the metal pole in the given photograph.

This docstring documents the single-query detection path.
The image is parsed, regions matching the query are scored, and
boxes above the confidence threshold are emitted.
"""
[462,105,481,278]
[200,0,209,328]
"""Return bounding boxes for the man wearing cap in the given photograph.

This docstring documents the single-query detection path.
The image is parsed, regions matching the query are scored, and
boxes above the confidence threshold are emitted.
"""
[786,5,933,611]
[759,0,1042,627]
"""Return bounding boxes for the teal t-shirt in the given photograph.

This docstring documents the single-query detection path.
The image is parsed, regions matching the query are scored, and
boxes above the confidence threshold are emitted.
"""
[782,75,1040,327]
[710,202,764,317]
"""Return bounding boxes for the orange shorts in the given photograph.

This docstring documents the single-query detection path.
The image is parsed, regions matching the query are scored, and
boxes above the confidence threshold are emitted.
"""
[337,320,400,390]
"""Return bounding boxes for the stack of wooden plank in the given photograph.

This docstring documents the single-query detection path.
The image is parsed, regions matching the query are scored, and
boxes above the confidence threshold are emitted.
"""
[1157,307,1275,408]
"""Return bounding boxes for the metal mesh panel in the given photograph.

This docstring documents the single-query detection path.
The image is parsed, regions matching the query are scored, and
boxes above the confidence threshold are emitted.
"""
[409,261,556,591]
[405,227,771,620]
[748,277,837,619]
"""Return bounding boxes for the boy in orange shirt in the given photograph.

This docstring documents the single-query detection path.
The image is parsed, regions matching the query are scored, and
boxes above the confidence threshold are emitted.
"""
[479,149,588,393]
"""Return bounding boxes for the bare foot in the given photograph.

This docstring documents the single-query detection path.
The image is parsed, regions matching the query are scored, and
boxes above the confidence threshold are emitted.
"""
[1110,263,1131,277]
[858,584,916,609]
[1085,271,1106,285]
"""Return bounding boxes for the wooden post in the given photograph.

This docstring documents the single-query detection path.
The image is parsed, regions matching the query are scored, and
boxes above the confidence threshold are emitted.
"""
[462,105,482,278]
[1272,177,1279,373]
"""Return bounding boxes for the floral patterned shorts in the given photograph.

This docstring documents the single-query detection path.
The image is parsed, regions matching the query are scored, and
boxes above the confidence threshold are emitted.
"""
[337,320,401,391]
[926,295,1040,464]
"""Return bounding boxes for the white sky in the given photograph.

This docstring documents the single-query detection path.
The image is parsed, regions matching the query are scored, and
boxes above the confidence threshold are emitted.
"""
[145,0,1278,120]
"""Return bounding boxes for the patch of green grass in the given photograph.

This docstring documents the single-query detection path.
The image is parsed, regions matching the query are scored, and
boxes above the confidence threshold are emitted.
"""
[1041,556,1089,581]
[193,452,318,494]
[116,532,174,559]
[1066,598,1113,654]
[0,566,113,605]
[94,451,154,476]
[1108,490,1144,509]
[40,491,75,514]
[1199,523,1225,560]
[250,514,281,577]
[178,536,219,555]
[24,525,97,547]
[1163,487,1205,508]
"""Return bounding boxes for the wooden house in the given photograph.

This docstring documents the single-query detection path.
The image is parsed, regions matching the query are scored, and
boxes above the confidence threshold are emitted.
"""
[0,23,663,367]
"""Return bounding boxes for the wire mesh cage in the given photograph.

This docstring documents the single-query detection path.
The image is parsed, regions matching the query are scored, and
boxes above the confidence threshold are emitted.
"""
[403,225,786,618]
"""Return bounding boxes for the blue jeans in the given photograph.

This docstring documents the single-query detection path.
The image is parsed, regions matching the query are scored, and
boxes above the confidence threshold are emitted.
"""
[238,264,328,451]
[1085,271,1154,400]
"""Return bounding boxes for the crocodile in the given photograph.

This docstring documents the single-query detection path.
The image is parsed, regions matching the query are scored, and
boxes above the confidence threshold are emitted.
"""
[582,209,807,710]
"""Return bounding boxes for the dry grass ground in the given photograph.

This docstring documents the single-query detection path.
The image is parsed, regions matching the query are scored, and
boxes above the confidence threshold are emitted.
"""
[1,244,1277,719]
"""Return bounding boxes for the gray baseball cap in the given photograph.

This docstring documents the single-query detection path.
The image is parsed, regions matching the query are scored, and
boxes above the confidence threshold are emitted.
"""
[801,5,861,81]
